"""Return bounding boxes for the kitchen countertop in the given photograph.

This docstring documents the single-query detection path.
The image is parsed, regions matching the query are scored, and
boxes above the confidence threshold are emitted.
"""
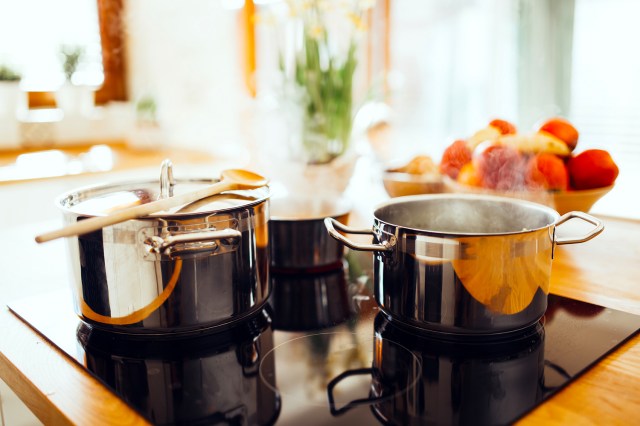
[0,156,639,425]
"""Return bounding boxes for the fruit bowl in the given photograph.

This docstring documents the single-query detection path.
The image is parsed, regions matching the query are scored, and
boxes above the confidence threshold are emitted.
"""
[383,171,445,198]
[443,177,613,215]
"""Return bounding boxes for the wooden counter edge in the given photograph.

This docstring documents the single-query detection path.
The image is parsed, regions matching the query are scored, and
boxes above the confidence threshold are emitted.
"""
[0,308,150,426]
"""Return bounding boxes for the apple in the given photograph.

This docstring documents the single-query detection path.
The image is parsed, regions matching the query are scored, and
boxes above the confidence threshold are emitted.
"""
[567,149,619,189]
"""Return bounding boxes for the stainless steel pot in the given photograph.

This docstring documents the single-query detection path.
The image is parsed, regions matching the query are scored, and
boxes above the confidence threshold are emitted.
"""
[58,163,270,335]
[325,194,603,335]
[269,196,350,272]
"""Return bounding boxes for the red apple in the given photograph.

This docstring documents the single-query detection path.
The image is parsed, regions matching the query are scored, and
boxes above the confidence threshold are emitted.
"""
[567,149,619,189]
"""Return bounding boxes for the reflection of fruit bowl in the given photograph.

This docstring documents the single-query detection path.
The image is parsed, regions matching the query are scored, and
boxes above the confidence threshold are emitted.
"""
[383,171,445,198]
[443,177,613,215]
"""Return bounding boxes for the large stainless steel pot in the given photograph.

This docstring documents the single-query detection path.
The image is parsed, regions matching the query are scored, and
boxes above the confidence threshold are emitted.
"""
[325,194,603,335]
[58,164,270,335]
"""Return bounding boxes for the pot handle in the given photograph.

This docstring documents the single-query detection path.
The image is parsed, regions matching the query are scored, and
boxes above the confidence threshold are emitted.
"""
[554,211,604,245]
[144,228,242,259]
[324,218,394,252]
[327,368,385,416]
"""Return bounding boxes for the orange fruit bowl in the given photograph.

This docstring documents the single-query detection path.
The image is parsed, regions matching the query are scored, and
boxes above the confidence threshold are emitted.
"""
[443,177,613,215]
[383,171,445,198]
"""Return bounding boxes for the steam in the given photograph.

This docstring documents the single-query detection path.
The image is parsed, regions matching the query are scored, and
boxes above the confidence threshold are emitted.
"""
[377,196,555,234]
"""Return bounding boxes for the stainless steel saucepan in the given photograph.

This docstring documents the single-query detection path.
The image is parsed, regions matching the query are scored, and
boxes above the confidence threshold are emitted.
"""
[58,163,271,335]
[325,193,603,335]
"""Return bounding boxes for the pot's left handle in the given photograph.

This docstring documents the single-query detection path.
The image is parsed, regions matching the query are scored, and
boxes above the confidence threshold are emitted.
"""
[555,211,604,245]
[324,218,394,252]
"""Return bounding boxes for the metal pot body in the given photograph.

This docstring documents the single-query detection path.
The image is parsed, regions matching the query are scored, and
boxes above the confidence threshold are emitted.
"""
[269,196,350,272]
[59,179,270,335]
[77,308,280,426]
[325,194,603,335]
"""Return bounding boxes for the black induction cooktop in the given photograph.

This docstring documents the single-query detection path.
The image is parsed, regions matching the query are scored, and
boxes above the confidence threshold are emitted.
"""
[8,251,640,426]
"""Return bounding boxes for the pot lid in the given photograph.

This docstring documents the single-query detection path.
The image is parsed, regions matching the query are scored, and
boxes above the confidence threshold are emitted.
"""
[60,181,269,217]
[58,161,270,217]
[58,159,269,217]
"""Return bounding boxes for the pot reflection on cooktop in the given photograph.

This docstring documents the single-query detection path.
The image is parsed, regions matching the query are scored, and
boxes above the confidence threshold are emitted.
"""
[360,315,546,425]
[258,293,640,425]
[76,308,280,426]
[269,264,353,332]
[6,249,640,426]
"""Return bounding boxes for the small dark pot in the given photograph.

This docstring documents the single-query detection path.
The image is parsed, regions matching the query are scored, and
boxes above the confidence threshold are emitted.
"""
[270,196,351,273]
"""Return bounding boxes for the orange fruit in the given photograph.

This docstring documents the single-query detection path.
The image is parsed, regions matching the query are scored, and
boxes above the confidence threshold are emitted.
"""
[525,153,569,191]
[439,140,472,179]
[567,149,619,189]
[539,117,579,152]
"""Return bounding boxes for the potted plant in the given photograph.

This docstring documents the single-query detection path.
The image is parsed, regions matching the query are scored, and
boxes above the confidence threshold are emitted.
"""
[0,64,22,116]
[56,45,95,116]
[258,0,375,197]
[0,64,23,148]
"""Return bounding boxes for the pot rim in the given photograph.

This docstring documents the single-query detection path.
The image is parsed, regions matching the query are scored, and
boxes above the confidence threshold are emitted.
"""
[373,193,561,237]
[269,196,352,222]
[56,177,271,218]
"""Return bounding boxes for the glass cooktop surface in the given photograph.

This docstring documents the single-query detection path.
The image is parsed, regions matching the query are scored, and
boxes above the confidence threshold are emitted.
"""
[8,251,640,426]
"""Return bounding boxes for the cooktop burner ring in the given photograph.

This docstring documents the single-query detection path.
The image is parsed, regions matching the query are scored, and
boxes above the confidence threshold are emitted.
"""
[258,331,422,411]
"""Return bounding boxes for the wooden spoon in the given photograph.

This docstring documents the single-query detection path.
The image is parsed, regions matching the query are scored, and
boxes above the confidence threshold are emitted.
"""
[35,169,269,243]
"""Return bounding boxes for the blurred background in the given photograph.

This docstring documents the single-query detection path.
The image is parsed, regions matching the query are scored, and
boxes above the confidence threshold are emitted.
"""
[0,1,639,422]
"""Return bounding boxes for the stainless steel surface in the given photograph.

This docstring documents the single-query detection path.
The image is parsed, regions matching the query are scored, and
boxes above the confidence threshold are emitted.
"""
[159,158,175,199]
[555,211,604,245]
[269,197,351,271]
[143,227,242,257]
[326,194,604,335]
[58,178,271,334]
[324,218,394,252]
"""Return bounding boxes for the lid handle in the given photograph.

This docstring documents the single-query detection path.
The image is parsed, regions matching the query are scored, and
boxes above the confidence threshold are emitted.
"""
[160,158,175,199]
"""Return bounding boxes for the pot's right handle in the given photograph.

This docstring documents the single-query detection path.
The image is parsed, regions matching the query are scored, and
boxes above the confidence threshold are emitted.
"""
[555,211,604,245]
[324,218,394,252]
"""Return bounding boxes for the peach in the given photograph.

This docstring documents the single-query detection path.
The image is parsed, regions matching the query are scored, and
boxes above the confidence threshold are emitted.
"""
[539,117,579,152]
[525,153,569,191]
[567,149,619,189]
[489,119,517,135]
[456,162,483,187]
[473,142,525,190]
[439,139,472,179]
